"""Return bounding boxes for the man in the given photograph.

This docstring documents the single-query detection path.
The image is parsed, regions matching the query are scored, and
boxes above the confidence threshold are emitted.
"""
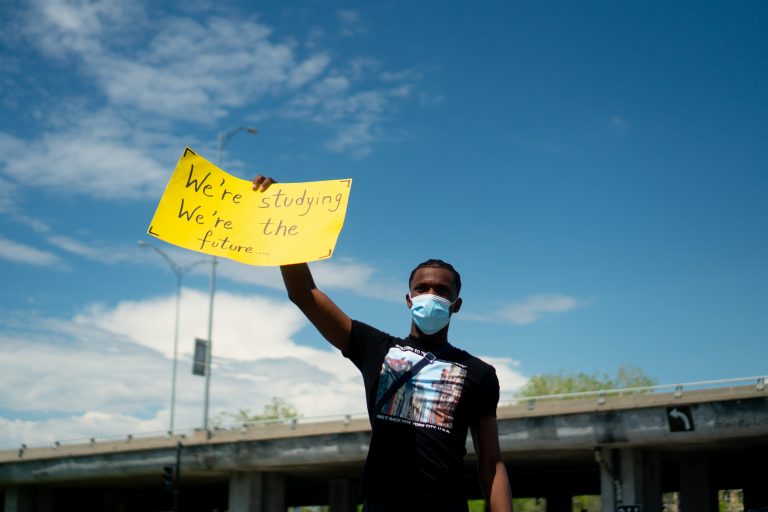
[253,176,512,512]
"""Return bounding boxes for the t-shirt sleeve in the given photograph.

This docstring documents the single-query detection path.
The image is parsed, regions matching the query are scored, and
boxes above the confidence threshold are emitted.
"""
[475,367,500,417]
[343,319,391,372]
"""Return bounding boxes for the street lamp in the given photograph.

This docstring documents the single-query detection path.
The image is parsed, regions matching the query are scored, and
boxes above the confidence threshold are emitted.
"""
[216,126,258,167]
[139,241,207,432]
[202,125,258,432]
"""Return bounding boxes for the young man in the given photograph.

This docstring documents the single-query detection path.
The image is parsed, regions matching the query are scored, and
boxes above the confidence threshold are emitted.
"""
[253,176,512,512]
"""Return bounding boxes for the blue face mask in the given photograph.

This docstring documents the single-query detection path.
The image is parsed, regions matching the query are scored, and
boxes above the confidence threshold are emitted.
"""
[409,294,454,334]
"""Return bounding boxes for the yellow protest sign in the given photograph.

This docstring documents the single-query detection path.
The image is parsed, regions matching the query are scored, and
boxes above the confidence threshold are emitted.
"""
[147,148,352,266]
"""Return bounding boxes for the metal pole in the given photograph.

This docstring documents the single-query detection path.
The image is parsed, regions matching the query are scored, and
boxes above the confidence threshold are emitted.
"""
[139,241,206,433]
[173,441,181,512]
[202,125,257,432]
[202,255,216,431]
[170,273,181,432]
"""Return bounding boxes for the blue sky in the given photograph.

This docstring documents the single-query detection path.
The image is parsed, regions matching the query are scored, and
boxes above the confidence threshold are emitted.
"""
[1,0,766,447]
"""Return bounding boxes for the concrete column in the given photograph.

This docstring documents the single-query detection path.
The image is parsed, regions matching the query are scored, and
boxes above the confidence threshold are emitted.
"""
[229,471,263,512]
[4,487,32,512]
[641,450,662,512]
[744,483,768,511]
[544,494,571,512]
[597,448,662,512]
[329,478,358,512]
[263,472,286,512]
[620,448,662,512]
[597,447,618,512]
[35,489,52,512]
[678,457,716,512]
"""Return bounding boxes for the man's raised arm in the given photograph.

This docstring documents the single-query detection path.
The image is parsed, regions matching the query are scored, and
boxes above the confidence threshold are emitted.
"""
[253,175,352,353]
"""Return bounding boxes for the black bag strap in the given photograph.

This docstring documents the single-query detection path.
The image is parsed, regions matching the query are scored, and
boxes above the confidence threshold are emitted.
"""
[376,344,451,413]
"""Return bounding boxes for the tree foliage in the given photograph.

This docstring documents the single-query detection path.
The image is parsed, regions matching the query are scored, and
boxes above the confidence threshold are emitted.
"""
[214,397,301,426]
[519,365,656,397]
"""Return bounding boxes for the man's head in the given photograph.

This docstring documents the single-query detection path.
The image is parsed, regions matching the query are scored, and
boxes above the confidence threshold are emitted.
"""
[408,259,462,299]
[406,260,462,337]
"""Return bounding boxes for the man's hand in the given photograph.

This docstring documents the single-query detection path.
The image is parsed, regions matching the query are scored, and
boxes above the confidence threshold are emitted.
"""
[252,174,276,192]
[251,174,352,353]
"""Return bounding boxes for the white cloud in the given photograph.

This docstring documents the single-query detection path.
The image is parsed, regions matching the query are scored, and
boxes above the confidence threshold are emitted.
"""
[46,235,142,264]
[0,291,366,446]
[0,179,50,233]
[380,69,423,83]
[74,289,308,361]
[287,53,332,89]
[610,115,629,134]
[0,0,423,205]
[0,110,175,200]
[478,356,527,402]
[0,322,169,415]
[338,9,367,37]
[94,17,301,121]
[23,0,139,59]
[283,78,415,158]
[465,294,580,325]
[0,411,167,448]
[311,258,402,301]
[0,290,528,447]
[0,0,424,210]
[0,236,61,266]
[21,2,326,122]
[497,294,579,325]
[70,237,404,301]
[0,177,17,212]
[214,259,289,291]
[611,115,627,127]
[12,214,50,234]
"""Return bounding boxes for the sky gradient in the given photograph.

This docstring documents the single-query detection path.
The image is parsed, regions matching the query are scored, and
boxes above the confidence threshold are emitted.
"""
[0,0,766,448]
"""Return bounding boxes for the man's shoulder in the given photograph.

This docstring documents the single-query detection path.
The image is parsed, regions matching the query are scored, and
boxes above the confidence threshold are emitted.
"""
[351,319,397,340]
[447,344,497,376]
[349,320,405,352]
[345,320,400,365]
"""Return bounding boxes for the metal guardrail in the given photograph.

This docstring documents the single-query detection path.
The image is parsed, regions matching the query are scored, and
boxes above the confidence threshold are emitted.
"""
[5,412,371,456]
[499,375,767,408]
[3,375,766,454]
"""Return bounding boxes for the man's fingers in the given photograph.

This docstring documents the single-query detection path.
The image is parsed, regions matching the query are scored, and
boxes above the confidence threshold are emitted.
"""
[252,175,276,191]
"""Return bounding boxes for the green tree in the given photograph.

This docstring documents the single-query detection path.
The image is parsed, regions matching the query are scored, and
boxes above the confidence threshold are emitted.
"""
[519,365,656,397]
[214,397,301,426]
[573,495,601,511]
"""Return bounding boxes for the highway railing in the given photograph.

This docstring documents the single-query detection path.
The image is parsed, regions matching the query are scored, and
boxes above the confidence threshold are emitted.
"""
[2,375,765,458]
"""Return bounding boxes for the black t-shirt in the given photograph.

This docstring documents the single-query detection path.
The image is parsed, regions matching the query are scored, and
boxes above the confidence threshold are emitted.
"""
[344,320,500,507]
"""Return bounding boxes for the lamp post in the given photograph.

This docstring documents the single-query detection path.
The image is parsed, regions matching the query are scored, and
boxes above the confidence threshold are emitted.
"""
[216,126,258,168]
[202,125,258,432]
[139,241,207,432]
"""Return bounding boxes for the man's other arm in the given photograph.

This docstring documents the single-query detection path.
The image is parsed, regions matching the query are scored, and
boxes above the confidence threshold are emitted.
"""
[473,416,512,512]
[253,175,352,353]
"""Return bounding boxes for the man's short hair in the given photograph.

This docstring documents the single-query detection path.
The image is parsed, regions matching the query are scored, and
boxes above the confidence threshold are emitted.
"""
[408,259,462,295]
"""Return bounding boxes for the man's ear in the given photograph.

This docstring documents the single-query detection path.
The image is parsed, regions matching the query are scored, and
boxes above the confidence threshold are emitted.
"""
[451,297,462,314]
[405,293,413,309]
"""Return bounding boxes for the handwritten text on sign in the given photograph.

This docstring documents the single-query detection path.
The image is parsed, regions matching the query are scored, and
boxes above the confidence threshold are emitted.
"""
[147,148,352,266]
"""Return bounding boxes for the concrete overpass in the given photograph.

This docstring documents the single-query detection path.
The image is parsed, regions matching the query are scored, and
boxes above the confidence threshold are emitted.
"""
[1,378,766,512]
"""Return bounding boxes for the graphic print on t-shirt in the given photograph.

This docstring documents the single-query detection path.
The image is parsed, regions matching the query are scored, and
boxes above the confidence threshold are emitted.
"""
[375,345,467,433]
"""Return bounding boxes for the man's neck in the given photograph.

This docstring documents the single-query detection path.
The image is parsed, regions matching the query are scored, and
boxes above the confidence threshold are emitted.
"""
[409,323,449,344]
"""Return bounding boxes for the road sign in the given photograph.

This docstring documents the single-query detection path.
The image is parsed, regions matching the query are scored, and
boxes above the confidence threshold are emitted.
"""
[617,506,642,512]
[667,405,695,432]
[193,338,208,376]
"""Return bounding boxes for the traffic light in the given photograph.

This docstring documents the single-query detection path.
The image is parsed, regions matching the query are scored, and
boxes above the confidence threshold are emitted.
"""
[162,464,175,491]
